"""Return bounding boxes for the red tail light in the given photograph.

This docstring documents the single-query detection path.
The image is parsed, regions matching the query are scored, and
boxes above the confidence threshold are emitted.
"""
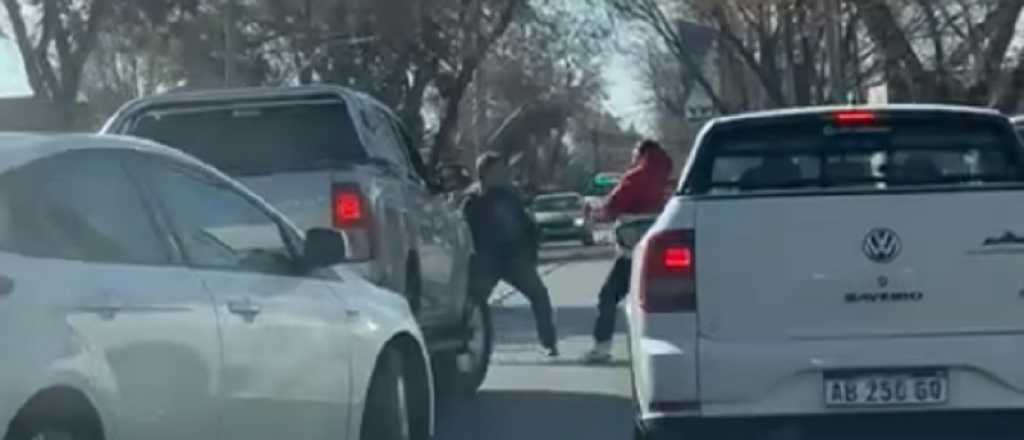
[833,110,876,126]
[663,247,692,270]
[331,184,374,261]
[638,229,696,313]
[332,185,366,227]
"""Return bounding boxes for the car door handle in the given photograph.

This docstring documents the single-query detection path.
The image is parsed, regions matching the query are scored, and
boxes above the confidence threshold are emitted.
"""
[78,303,123,320]
[226,298,261,320]
[76,293,123,320]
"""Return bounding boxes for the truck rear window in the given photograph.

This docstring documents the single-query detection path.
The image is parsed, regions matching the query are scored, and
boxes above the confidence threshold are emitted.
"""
[129,101,367,176]
[690,115,1023,195]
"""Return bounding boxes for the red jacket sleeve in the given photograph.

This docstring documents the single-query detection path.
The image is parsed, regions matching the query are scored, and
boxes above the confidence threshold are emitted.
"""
[603,172,643,219]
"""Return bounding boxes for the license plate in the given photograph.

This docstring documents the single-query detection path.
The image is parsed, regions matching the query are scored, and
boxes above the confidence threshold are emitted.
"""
[823,369,948,407]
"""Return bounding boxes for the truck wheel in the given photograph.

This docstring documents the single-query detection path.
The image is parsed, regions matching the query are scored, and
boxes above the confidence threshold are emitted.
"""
[433,295,493,397]
[6,416,101,440]
[6,390,103,440]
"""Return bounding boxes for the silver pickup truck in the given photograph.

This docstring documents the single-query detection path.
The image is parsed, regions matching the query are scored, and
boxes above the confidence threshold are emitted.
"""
[102,85,491,395]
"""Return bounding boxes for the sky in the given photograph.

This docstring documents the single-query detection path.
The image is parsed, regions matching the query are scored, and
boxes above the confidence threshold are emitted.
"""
[0,40,31,97]
[0,27,650,128]
[600,24,653,133]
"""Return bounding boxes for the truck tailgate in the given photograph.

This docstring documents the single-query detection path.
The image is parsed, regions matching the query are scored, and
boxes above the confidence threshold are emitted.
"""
[696,189,1024,341]
[693,189,1024,414]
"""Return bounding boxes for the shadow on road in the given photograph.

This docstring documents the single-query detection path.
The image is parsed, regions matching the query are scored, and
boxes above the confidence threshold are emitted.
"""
[537,244,615,264]
[490,306,624,346]
[436,390,632,440]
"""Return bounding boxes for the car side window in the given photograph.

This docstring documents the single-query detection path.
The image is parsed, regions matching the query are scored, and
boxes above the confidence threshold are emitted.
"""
[358,104,408,171]
[0,151,169,264]
[387,118,433,187]
[141,162,300,276]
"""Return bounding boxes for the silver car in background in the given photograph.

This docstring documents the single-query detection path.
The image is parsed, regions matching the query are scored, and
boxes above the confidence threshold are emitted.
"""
[531,191,594,246]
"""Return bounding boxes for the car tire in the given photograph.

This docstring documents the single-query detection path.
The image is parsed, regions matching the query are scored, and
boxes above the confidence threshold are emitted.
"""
[433,295,494,397]
[361,348,414,440]
[5,416,101,440]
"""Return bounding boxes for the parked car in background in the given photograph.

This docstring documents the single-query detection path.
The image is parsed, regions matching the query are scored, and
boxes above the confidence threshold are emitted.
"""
[101,85,492,395]
[531,191,593,246]
[0,134,433,440]
[582,172,622,244]
[629,105,1024,439]
[1012,114,1024,138]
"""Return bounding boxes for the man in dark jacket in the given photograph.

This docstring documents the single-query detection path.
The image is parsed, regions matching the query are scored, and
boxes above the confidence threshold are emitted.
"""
[463,153,559,356]
[582,140,673,364]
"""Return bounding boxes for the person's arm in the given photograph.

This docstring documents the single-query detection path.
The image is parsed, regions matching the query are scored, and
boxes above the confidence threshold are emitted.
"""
[599,173,642,221]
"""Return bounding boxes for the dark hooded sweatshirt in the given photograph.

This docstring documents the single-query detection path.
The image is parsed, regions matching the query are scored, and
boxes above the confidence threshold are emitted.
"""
[462,184,539,261]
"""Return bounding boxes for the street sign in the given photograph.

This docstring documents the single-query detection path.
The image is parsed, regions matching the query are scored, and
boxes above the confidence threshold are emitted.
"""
[593,173,620,185]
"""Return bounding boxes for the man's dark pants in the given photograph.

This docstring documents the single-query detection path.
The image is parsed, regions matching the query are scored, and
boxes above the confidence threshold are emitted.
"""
[471,253,557,349]
[593,256,631,343]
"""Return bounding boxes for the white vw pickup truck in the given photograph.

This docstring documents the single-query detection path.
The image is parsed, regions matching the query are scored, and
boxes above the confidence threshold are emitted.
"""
[629,105,1024,439]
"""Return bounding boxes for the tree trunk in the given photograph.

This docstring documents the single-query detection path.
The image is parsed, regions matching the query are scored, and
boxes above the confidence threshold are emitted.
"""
[430,68,474,167]
[858,1,933,101]
[428,0,525,167]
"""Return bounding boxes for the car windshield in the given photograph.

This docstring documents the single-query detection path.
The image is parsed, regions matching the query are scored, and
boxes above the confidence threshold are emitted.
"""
[129,102,367,176]
[533,195,582,211]
[9,0,1024,438]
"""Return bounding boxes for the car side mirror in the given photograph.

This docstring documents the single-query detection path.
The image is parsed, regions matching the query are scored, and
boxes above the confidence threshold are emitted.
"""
[303,227,347,269]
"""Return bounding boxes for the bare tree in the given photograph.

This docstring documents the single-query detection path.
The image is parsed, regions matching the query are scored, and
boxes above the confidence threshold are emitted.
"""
[858,0,1024,110]
[428,0,528,166]
[607,0,732,111]
[610,0,873,113]
[3,0,113,127]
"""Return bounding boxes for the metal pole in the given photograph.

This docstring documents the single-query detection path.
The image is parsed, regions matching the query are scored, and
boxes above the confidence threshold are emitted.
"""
[224,0,237,87]
[825,0,843,103]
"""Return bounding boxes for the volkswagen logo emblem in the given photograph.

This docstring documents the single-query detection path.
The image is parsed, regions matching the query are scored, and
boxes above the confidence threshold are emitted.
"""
[863,228,901,263]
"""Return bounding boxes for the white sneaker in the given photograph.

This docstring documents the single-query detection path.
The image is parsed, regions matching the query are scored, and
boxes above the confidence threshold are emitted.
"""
[580,342,613,364]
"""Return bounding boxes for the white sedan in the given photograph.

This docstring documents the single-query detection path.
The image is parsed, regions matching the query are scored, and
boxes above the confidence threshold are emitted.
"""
[0,134,432,440]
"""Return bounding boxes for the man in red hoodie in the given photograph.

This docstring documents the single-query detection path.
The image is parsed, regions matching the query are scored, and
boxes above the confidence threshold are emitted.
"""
[582,139,673,364]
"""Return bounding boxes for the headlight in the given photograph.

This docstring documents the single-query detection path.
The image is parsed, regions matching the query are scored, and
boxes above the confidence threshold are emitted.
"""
[573,217,585,227]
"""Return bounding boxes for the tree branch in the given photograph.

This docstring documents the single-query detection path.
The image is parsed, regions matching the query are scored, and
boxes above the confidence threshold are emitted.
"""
[858,0,931,99]
[709,4,787,106]
[611,0,731,112]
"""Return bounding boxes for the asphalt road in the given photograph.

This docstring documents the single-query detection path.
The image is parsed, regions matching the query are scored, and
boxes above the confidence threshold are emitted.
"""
[434,241,1024,440]
[436,240,631,440]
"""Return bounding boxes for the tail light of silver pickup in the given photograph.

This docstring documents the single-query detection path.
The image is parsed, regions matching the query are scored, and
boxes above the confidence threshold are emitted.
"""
[332,183,374,261]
